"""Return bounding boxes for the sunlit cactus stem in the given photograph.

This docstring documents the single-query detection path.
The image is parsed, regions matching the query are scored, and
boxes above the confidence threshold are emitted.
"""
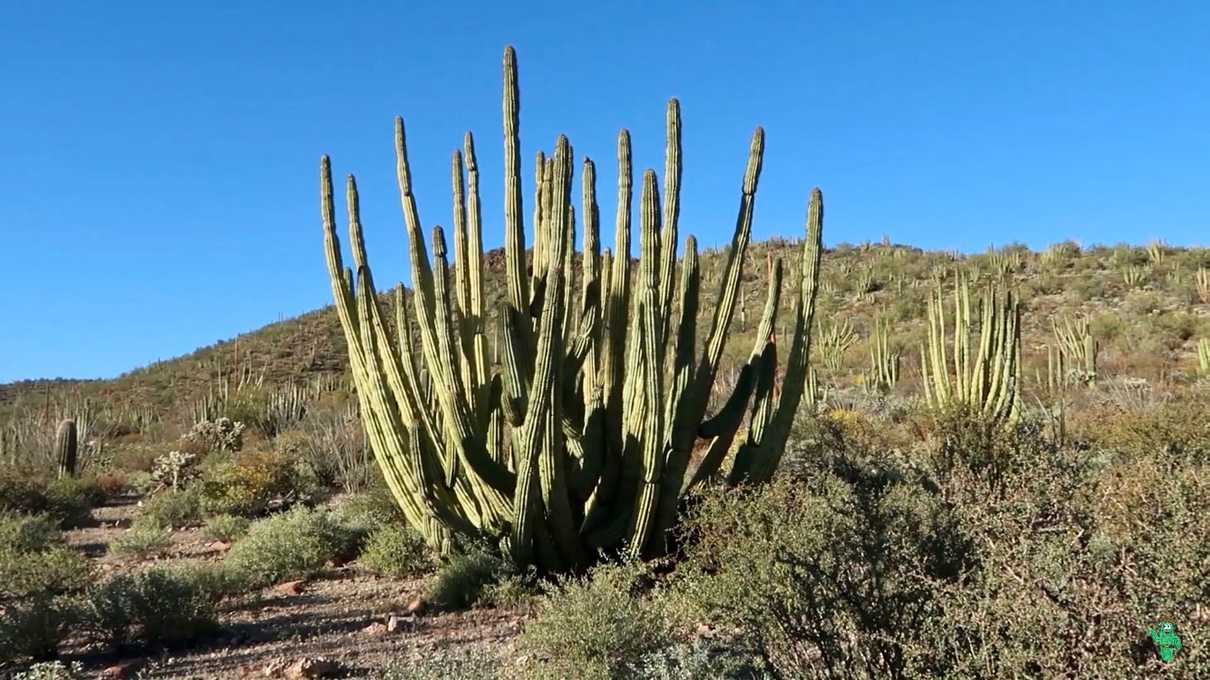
[318,46,826,571]
[56,418,78,479]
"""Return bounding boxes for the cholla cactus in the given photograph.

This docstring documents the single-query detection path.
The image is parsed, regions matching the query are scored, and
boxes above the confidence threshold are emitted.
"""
[319,47,825,570]
[919,272,1020,424]
[151,450,197,491]
[186,417,245,453]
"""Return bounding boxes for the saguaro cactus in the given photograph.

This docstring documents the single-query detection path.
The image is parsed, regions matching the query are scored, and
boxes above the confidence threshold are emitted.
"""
[56,419,78,479]
[319,47,825,571]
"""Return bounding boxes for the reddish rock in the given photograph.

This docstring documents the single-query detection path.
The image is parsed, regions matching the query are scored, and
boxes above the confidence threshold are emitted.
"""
[273,580,307,596]
[285,657,341,679]
[101,659,145,679]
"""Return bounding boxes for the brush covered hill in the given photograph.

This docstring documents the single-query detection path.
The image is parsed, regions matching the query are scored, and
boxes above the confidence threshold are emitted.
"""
[2,238,1208,434]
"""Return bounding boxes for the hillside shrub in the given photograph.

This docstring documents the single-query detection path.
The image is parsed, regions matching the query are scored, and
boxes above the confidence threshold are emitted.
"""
[140,486,203,528]
[200,449,316,517]
[80,568,218,649]
[225,506,360,588]
[203,514,251,542]
[518,561,673,680]
[110,519,173,560]
[425,548,512,611]
[358,524,432,579]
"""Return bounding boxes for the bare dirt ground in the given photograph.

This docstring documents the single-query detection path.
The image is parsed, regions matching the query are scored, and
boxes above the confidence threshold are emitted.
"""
[60,500,525,679]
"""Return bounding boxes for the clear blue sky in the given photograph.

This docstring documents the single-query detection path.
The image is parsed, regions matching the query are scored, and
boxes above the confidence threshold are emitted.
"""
[2,1,1208,382]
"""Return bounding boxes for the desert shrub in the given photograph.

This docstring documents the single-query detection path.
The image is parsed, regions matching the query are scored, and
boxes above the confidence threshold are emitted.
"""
[0,546,92,599]
[300,405,376,493]
[628,642,766,680]
[200,448,315,517]
[425,548,512,610]
[478,571,541,609]
[110,519,173,560]
[12,661,85,680]
[518,561,673,680]
[95,471,128,496]
[0,473,95,528]
[358,524,432,578]
[140,486,203,528]
[0,596,79,667]
[203,514,251,542]
[80,568,218,649]
[225,506,360,588]
[0,511,61,553]
[333,487,405,536]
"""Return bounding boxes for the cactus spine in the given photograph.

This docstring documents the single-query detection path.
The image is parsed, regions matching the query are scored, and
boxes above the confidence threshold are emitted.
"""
[319,47,825,571]
[920,272,1020,424]
[56,418,78,479]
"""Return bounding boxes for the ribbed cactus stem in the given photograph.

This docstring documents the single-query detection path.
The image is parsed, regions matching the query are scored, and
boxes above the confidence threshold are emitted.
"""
[318,46,826,571]
[56,419,78,479]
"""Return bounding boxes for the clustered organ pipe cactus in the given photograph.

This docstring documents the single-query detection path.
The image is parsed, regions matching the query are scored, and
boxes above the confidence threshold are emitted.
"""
[319,47,825,571]
[920,272,1021,425]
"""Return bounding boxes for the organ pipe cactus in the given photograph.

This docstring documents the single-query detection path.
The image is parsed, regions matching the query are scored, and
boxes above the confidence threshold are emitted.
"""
[919,272,1021,425]
[1052,315,1098,383]
[56,418,78,479]
[865,316,899,394]
[319,46,825,571]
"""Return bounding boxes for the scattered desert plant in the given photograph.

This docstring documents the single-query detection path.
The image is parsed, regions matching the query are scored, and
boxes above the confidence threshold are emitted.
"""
[139,486,203,528]
[425,548,514,610]
[202,513,251,542]
[224,506,360,588]
[518,560,673,680]
[110,519,174,560]
[80,568,219,649]
[358,523,433,578]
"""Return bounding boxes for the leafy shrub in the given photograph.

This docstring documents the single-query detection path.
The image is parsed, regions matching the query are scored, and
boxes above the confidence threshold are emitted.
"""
[358,524,432,578]
[80,568,218,649]
[225,506,359,588]
[203,514,251,542]
[140,486,203,528]
[110,519,173,560]
[200,449,313,517]
[425,549,511,611]
[0,546,92,599]
[13,661,85,680]
[518,561,673,680]
[0,473,94,528]
[334,488,405,536]
[0,596,79,667]
[377,653,499,679]
[0,511,61,553]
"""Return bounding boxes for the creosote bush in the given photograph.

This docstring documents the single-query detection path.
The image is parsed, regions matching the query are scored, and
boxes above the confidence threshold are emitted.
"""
[518,561,672,680]
[425,548,514,611]
[358,524,432,578]
[224,506,361,588]
[80,568,218,649]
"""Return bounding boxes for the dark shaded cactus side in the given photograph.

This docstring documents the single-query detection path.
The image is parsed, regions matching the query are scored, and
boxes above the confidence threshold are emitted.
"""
[319,46,825,572]
[56,418,78,479]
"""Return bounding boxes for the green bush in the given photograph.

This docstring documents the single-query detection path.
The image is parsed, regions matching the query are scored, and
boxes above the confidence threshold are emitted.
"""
[0,546,93,599]
[377,653,499,679]
[425,549,511,611]
[225,506,359,588]
[334,488,405,536]
[0,473,94,528]
[202,514,251,542]
[12,661,85,680]
[0,511,61,553]
[358,524,432,579]
[80,568,218,649]
[200,449,315,517]
[518,561,673,680]
[110,519,173,560]
[140,486,203,528]
[0,596,79,667]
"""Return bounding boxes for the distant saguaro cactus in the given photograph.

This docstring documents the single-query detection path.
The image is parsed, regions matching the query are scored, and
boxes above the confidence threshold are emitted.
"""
[56,419,78,479]
[319,46,826,571]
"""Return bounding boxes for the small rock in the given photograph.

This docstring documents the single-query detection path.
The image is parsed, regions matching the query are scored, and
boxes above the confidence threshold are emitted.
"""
[405,596,427,616]
[101,659,145,679]
[386,614,410,632]
[208,540,232,553]
[362,621,389,637]
[273,580,307,596]
[286,657,341,679]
